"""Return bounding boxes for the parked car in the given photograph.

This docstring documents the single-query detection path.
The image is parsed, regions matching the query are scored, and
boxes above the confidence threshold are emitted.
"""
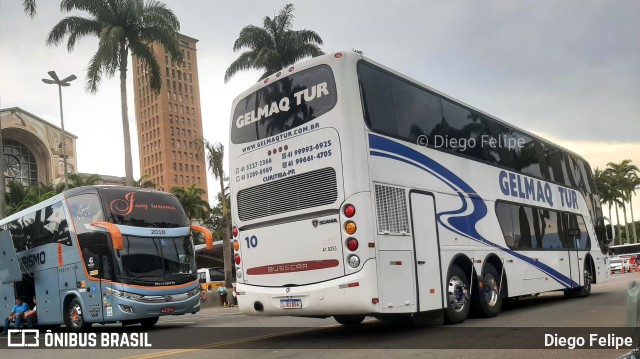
[610,257,624,273]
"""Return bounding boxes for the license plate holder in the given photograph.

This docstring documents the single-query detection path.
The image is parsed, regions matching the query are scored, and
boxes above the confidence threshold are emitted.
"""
[280,299,302,309]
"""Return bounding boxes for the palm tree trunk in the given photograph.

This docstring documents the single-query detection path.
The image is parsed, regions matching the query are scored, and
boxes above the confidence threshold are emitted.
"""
[629,194,637,244]
[119,43,134,186]
[615,203,622,244]
[623,202,631,244]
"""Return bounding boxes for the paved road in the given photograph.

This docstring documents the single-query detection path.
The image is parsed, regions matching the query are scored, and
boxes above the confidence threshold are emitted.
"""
[4,271,640,359]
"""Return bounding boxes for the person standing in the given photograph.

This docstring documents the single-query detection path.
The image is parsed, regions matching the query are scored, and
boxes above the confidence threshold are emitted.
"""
[218,285,228,307]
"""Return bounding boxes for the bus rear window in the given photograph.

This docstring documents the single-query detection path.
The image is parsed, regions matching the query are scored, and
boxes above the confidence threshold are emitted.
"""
[231,65,337,144]
[99,188,189,228]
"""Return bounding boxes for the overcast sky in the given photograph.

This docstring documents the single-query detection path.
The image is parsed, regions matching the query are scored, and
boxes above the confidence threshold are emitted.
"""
[0,0,638,220]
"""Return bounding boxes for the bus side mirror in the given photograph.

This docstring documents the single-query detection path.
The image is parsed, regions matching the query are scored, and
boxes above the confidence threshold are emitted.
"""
[191,225,213,250]
[91,222,124,251]
[603,217,615,244]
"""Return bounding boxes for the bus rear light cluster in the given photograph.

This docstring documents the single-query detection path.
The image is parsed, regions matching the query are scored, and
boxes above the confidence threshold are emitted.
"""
[347,255,360,268]
[343,204,356,218]
[233,226,239,238]
[235,254,241,265]
[346,238,359,251]
[344,221,357,235]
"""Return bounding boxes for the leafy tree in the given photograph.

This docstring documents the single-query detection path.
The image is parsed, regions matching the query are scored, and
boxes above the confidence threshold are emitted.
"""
[171,184,210,222]
[224,3,324,82]
[47,0,182,186]
[134,174,156,189]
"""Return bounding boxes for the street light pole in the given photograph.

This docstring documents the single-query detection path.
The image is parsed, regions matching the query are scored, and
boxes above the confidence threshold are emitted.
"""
[43,71,76,190]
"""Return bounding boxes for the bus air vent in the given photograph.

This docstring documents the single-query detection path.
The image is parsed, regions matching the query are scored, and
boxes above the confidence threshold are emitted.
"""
[237,167,338,221]
[374,184,410,235]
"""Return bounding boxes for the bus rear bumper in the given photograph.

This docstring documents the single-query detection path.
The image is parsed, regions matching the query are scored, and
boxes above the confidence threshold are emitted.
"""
[236,259,378,316]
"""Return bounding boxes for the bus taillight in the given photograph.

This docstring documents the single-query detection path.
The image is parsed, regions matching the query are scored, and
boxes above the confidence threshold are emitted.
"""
[346,238,359,252]
[343,204,356,218]
[233,226,239,237]
[233,240,240,251]
[345,221,357,235]
[235,254,241,265]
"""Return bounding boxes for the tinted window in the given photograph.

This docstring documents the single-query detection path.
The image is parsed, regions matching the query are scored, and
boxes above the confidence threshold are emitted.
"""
[231,65,337,144]
[68,193,114,279]
[359,62,442,144]
[496,201,590,251]
[99,188,189,228]
[358,61,596,195]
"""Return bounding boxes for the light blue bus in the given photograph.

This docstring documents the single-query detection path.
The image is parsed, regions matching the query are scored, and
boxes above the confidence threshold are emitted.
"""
[0,186,212,331]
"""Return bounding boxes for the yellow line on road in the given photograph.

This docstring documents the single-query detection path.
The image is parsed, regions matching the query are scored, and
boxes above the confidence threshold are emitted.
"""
[120,324,341,359]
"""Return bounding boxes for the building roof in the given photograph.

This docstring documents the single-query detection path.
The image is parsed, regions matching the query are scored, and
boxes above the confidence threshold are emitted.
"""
[0,107,79,139]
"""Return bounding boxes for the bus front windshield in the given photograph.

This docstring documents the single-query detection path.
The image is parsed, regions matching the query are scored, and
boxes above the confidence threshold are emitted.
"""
[119,236,196,281]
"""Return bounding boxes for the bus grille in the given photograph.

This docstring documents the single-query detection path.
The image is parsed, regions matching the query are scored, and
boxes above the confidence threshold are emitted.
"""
[374,184,411,235]
[237,167,338,221]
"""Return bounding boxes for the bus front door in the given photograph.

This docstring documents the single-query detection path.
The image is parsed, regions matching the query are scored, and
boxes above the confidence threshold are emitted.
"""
[410,192,444,312]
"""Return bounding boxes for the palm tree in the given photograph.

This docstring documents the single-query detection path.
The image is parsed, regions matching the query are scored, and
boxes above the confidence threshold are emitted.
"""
[202,140,233,294]
[22,0,37,17]
[5,181,33,215]
[134,174,156,189]
[47,0,182,186]
[62,173,102,191]
[607,160,639,243]
[627,173,640,243]
[171,184,210,222]
[224,3,324,82]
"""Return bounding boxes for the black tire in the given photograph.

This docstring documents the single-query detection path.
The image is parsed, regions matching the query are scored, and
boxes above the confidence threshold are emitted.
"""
[471,263,503,318]
[334,315,365,326]
[64,298,92,332]
[444,264,470,324]
[140,316,159,329]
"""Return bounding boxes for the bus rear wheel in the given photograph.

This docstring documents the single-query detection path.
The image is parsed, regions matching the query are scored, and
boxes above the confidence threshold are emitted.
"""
[334,315,365,326]
[444,264,470,324]
[472,263,503,318]
[140,316,159,329]
[64,298,92,332]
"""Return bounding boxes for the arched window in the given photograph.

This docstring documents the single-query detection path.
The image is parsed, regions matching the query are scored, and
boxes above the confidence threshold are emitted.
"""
[3,139,38,185]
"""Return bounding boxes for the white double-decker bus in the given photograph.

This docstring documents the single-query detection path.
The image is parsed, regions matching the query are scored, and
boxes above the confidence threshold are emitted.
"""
[229,52,613,325]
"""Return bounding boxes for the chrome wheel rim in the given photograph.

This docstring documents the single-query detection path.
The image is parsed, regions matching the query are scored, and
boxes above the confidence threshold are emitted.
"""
[448,276,467,312]
[483,273,499,306]
[69,303,83,328]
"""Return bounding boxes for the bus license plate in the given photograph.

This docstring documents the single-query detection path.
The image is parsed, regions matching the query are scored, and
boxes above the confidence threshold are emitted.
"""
[280,299,302,309]
[160,306,176,314]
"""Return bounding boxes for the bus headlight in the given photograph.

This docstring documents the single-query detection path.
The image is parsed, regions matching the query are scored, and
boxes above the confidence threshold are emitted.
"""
[348,255,360,268]
[188,287,201,297]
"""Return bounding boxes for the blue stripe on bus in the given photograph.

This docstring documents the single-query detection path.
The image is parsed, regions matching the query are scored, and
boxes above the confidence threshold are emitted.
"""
[368,133,578,289]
